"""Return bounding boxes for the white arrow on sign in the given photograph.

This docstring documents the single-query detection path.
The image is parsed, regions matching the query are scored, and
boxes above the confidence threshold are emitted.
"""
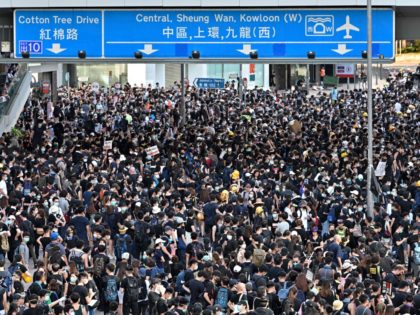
[46,43,67,54]
[237,44,256,56]
[332,44,352,55]
[139,44,158,55]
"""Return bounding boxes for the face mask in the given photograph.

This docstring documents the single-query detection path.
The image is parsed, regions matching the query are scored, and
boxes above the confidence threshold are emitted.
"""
[70,276,78,283]
[227,235,233,241]
[234,305,240,313]
[111,201,117,206]
[54,202,59,206]
[43,202,49,207]
[23,237,30,243]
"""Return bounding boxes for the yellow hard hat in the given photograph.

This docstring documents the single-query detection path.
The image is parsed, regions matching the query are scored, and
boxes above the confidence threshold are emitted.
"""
[231,170,240,180]
[220,190,229,202]
[256,207,264,215]
[341,152,348,158]
[416,180,420,187]
[363,112,368,117]
[230,184,238,193]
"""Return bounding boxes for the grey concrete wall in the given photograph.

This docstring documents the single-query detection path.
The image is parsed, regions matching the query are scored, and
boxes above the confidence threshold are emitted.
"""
[396,17,420,40]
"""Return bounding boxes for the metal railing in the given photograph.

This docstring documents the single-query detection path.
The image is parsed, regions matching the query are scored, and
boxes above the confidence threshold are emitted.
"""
[0,64,28,116]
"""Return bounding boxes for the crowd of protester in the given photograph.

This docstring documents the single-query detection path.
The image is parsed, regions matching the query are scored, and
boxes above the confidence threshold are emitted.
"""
[0,64,19,104]
[0,68,418,315]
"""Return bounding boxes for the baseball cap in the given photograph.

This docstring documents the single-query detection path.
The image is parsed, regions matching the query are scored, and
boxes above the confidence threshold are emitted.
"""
[51,232,59,240]
[121,252,130,260]
[155,238,165,245]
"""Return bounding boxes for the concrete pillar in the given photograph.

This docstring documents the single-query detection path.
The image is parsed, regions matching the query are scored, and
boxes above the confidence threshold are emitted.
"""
[143,64,166,87]
[263,64,270,90]
[273,65,287,90]
[145,64,156,86]
[67,64,77,87]
[241,64,250,89]
[57,63,63,87]
[127,64,147,86]
[52,71,58,102]
[315,65,320,86]
[155,64,165,87]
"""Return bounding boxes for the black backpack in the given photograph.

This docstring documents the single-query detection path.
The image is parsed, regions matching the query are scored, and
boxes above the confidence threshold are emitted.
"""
[69,249,84,272]
[191,241,205,259]
[47,244,62,264]
[135,221,150,250]
[126,277,139,302]
[93,254,107,277]
[138,277,148,301]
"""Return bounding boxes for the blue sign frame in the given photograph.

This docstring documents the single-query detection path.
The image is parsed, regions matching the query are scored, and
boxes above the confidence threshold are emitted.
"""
[14,9,394,60]
[14,10,103,58]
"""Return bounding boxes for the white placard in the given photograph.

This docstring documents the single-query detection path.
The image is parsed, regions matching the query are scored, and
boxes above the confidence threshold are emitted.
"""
[375,161,387,177]
[145,145,160,157]
[103,140,113,150]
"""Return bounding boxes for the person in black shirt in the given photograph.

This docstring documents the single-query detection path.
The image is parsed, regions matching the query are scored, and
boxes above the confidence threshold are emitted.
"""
[23,294,42,315]
[156,288,174,315]
[392,281,410,308]
[185,271,206,306]
[73,272,95,308]
[119,265,140,315]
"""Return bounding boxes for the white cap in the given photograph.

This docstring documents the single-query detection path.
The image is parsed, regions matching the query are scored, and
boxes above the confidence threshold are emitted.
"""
[121,252,130,260]
[155,238,165,245]
[350,190,359,196]
[233,265,242,273]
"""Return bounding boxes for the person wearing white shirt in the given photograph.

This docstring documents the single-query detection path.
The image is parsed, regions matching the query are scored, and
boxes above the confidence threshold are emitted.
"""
[0,173,8,208]
[49,197,65,226]
[0,176,7,198]
[276,213,290,235]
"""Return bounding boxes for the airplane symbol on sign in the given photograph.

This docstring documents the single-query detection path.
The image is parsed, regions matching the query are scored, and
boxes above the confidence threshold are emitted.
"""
[336,15,360,39]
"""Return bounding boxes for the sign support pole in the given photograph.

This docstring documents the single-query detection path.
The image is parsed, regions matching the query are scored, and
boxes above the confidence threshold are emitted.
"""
[180,63,186,127]
[239,64,243,102]
[306,64,310,94]
[367,0,374,218]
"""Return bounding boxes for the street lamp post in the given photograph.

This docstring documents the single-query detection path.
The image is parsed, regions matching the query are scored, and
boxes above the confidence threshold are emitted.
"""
[366,0,374,218]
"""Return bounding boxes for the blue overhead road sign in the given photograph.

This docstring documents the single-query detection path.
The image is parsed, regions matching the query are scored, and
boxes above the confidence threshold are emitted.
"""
[14,9,394,60]
[14,10,102,58]
[194,78,225,89]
